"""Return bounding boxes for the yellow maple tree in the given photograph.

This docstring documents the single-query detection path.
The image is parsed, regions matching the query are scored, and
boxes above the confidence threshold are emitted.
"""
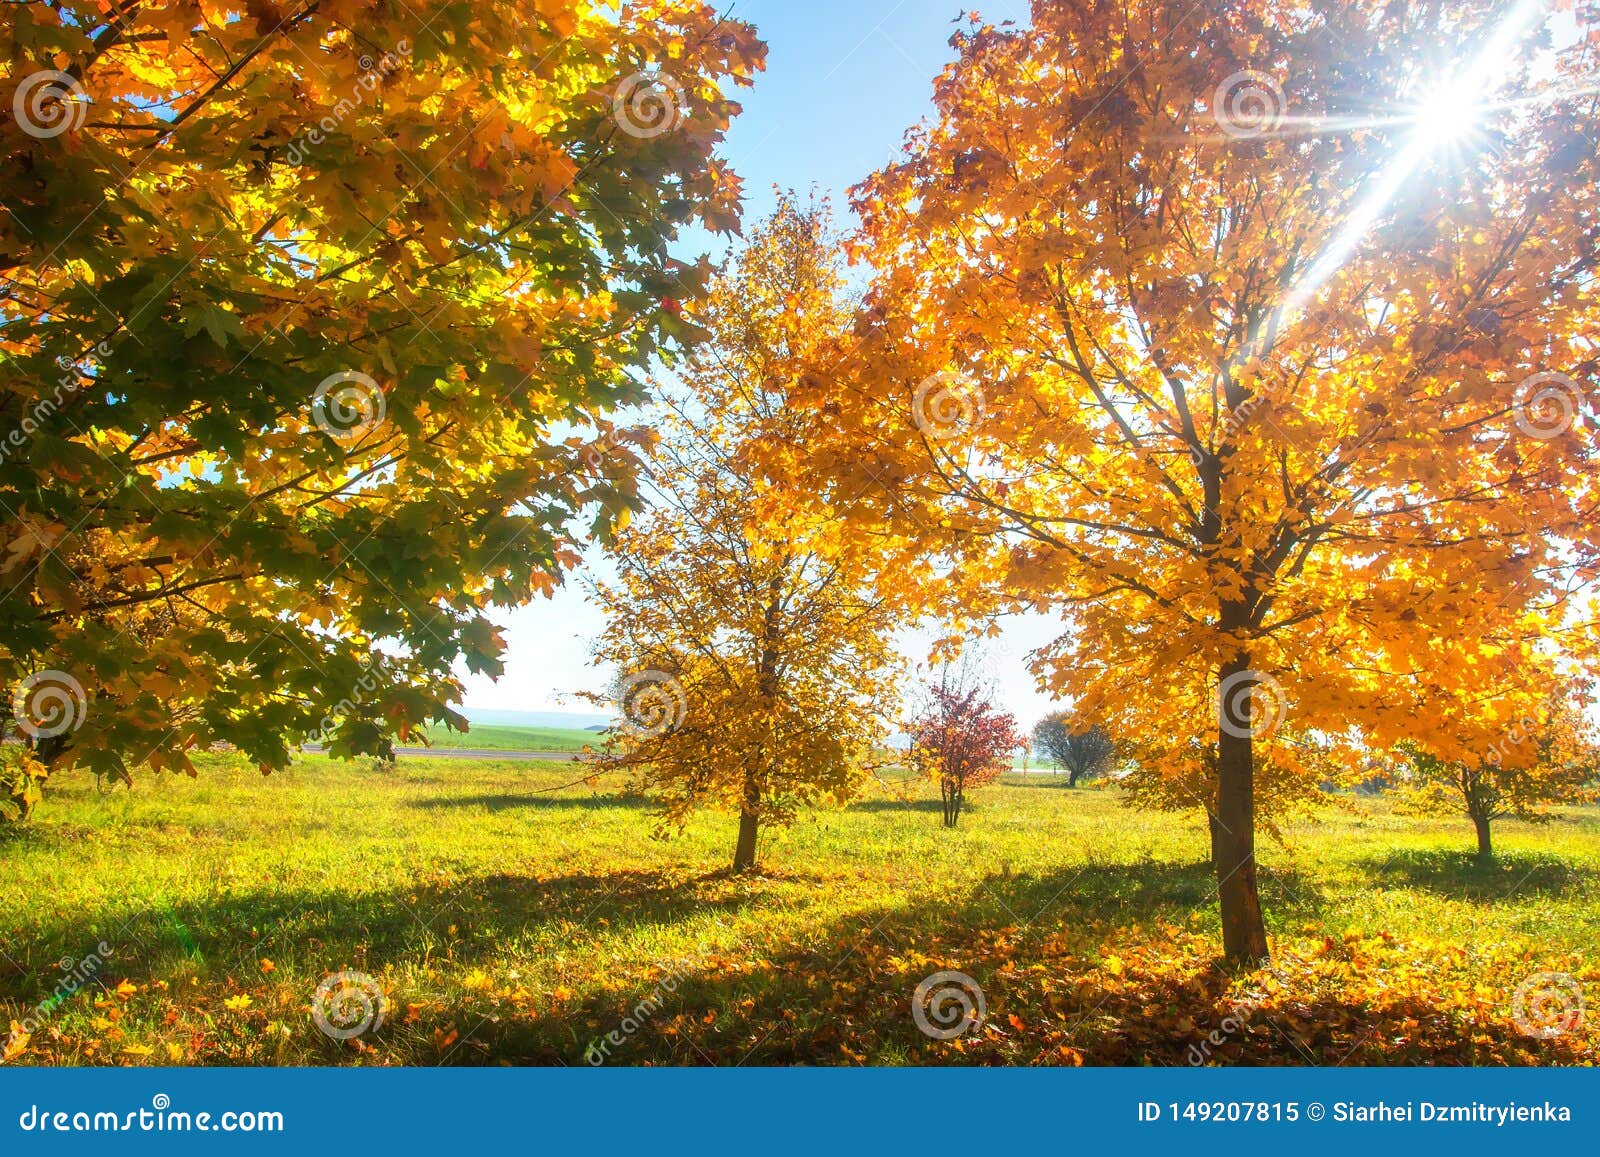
[588,195,905,872]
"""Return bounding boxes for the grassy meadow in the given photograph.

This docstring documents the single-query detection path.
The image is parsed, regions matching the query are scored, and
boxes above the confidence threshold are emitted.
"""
[2,753,1596,1066]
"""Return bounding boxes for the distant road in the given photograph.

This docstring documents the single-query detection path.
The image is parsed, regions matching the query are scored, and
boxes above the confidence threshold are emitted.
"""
[303,745,579,762]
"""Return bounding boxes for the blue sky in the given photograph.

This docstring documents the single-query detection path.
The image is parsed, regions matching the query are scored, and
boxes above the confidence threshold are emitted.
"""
[460,1,1060,723]
[711,1,1009,221]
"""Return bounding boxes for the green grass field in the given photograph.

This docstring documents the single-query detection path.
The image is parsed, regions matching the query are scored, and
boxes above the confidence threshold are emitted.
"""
[2,754,1596,1066]
[417,723,603,752]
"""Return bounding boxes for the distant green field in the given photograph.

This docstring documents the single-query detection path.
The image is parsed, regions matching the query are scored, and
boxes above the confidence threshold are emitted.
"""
[419,723,605,752]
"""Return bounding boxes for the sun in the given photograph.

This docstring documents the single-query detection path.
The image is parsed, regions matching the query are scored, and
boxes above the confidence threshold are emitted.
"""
[1412,83,1486,144]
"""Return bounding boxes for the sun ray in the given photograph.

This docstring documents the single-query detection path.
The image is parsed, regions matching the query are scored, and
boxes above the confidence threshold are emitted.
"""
[1265,0,1552,335]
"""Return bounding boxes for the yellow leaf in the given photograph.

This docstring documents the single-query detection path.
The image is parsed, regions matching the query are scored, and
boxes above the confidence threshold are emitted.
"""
[3,1023,29,1061]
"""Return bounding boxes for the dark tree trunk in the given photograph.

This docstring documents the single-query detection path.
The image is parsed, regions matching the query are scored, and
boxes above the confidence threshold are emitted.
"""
[1472,811,1494,862]
[732,803,759,873]
[1215,657,1269,965]
[732,765,761,872]
[732,575,784,874]
[940,777,962,828]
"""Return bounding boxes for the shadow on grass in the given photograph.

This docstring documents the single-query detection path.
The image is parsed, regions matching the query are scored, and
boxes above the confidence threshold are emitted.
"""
[13,850,1581,1067]
[430,858,1574,1067]
[996,774,1088,790]
[847,799,947,814]
[410,792,652,812]
[1354,848,1598,901]
[965,859,1328,924]
[1,868,760,1004]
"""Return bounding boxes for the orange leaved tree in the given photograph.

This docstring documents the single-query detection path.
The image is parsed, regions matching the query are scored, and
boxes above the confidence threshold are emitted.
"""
[1398,696,1600,861]
[812,0,1600,961]
[588,196,904,872]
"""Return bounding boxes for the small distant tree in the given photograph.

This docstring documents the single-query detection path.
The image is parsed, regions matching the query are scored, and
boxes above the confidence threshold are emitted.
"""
[588,197,904,872]
[1398,705,1599,862]
[1032,713,1116,786]
[908,684,1023,828]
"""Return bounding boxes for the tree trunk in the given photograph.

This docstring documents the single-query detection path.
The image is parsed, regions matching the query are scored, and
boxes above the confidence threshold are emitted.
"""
[940,777,961,828]
[732,805,759,872]
[732,762,762,872]
[732,574,783,874]
[1215,658,1269,965]
[1472,811,1494,862]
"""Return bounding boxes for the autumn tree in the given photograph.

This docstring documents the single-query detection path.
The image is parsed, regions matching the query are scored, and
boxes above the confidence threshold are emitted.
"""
[0,1,763,798]
[812,0,1600,960]
[1032,712,1115,786]
[1397,700,1600,861]
[588,196,903,872]
[907,679,1022,828]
